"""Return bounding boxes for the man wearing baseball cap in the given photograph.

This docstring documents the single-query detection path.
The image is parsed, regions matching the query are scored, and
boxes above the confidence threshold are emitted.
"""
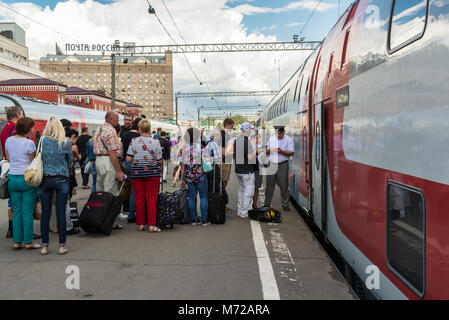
[233,122,257,218]
[264,125,295,211]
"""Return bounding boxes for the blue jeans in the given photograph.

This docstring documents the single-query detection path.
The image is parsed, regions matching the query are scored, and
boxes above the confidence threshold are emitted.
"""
[39,176,69,247]
[187,176,208,223]
[91,161,97,193]
[125,162,136,219]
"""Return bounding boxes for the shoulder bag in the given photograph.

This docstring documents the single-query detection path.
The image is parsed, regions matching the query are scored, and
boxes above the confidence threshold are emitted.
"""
[0,160,9,199]
[24,138,44,187]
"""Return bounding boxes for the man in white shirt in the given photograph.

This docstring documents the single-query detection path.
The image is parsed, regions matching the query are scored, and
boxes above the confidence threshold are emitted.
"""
[264,126,294,211]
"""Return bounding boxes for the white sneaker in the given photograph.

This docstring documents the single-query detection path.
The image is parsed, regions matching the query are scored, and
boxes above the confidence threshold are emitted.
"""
[118,213,128,219]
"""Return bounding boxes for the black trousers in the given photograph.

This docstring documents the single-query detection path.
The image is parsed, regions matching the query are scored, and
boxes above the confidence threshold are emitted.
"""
[80,162,89,186]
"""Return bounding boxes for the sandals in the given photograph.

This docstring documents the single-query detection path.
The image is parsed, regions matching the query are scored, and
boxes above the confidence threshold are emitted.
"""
[149,226,161,233]
[25,243,42,250]
[12,244,24,251]
[138,225,145,232]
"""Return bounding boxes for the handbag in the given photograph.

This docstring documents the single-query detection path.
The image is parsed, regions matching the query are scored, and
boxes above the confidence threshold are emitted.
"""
[34,198,42,220]
[0,160,9,199]
[84,160,92,174]
[24,138,44,187]
[200,144,213,173]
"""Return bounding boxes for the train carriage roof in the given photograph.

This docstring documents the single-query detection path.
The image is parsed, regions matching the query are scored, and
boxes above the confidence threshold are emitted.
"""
[0,94,181,132]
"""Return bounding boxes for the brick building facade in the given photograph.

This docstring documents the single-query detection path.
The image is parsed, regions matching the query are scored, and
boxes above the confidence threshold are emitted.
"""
[0,78,67,103]
[65,86,126,113]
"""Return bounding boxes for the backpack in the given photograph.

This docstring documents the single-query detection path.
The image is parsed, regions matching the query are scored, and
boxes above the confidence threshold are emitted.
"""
[183,143,204,184]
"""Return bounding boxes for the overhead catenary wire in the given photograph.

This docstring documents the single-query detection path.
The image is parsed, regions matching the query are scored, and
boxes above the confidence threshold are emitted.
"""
[157,0,221,112]
[149,1,203,85]
[298,0,323,36]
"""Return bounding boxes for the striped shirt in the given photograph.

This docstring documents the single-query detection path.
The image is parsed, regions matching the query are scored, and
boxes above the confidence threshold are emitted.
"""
[127,136,162,178]
[204,139,222,164]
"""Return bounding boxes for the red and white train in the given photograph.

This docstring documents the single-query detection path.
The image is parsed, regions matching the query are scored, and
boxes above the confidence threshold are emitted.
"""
[0,93,181,158]
[256,0,449,299]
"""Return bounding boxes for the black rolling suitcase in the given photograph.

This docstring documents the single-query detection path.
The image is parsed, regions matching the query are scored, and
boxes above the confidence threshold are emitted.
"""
[208,165,226,224]
[79,181,125,236]
[70,202,79,228]
[173,188,189,224]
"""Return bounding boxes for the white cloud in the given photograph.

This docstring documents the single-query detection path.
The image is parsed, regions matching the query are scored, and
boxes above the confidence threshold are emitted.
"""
[0,0,315,118]
[232,0,336,15]
[286,22,305,27]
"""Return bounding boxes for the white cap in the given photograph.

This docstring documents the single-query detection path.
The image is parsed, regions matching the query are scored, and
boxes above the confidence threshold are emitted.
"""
[240,122,255,132]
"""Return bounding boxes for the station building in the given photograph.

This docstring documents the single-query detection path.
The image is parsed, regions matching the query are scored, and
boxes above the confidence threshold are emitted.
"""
[125,103,143,117]
[65,86,127,113]
[39,51,173,120]
[0,22,45,80]
[0,78,67,104]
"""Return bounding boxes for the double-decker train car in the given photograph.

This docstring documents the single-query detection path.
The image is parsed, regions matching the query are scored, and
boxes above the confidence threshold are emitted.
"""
[0,93,181,158]
[256,0,449,299]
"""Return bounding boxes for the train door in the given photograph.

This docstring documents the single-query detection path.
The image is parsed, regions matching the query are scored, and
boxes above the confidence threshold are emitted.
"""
[311,102,327,232]
[290,112,303,205]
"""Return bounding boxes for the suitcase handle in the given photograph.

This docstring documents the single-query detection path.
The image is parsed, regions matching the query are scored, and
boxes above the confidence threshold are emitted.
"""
[113,176,127,196]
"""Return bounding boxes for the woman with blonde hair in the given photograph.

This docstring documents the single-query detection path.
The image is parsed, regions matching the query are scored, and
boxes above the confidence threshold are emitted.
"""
[39,117,73,255]
[126,119,163,232]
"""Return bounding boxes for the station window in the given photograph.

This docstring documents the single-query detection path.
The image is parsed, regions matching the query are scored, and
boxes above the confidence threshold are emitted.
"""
[386,181,425,297]
[388,0,429,54]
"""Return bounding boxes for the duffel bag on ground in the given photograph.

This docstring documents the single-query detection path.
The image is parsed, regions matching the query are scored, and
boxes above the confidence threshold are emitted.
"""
[248,206,282,223]
[79,182,125,236]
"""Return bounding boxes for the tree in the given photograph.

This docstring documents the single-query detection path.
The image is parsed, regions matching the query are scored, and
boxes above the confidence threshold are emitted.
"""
[231,114,246,127]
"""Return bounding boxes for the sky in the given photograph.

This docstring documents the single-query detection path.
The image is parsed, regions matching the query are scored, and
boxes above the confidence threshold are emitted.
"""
[0,0,354,121]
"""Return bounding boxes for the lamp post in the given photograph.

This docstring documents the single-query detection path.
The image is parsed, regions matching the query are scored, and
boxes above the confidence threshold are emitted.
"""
[197,105,204,128]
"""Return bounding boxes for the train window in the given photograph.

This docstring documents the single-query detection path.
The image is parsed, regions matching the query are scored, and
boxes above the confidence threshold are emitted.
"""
[303,126,307,161]
[387,182,425,297]
[297,76,304,105]
[328,53,334,78]
[315,122,320,170]
[314,58,321,92]
[284,90,289,113]
[293,80,299,103]
[341,30,350,68]
[388,0,429,54]
[0,96,17,109]
[336,86,350,109]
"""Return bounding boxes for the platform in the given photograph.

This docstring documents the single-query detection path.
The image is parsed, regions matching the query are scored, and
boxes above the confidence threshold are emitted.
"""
[0,163,356,300]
